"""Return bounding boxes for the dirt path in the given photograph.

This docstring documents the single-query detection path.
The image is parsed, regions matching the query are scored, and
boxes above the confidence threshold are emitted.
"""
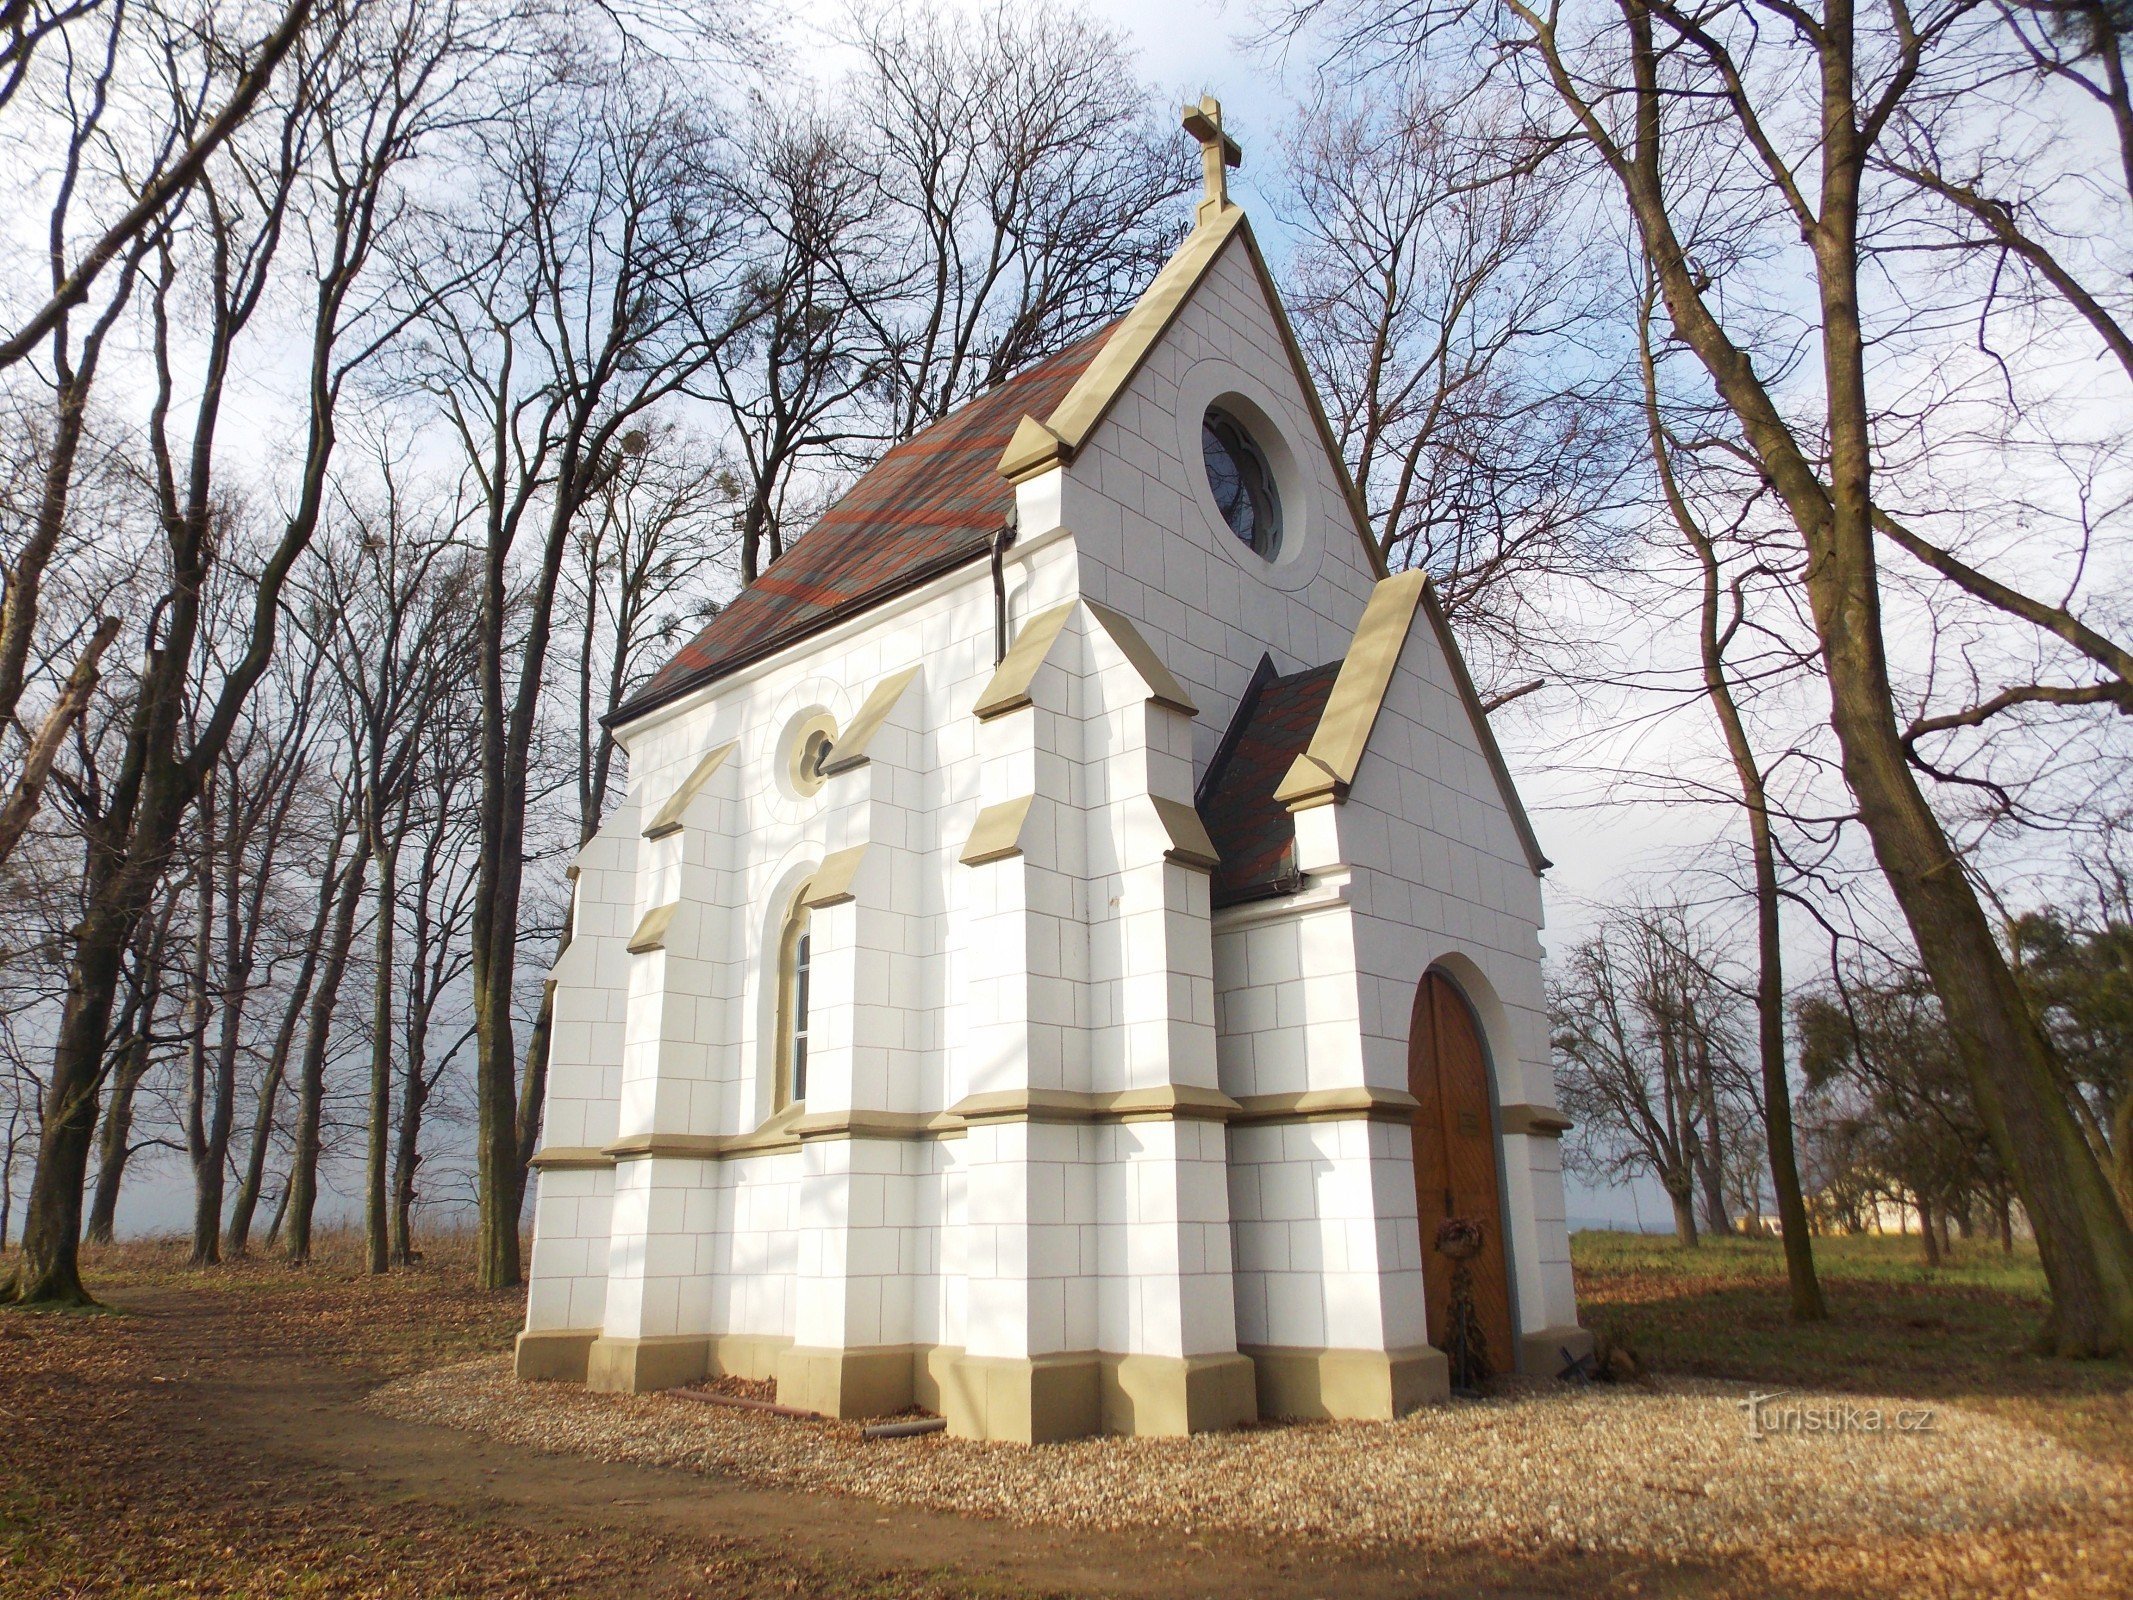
[4,1278,1680,1599]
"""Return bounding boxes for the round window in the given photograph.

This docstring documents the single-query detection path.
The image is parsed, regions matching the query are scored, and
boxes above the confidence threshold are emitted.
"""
[1202,405,1282,559]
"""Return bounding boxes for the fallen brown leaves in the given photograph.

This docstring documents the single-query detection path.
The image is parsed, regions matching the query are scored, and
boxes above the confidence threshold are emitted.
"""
[0,1234,996,1600]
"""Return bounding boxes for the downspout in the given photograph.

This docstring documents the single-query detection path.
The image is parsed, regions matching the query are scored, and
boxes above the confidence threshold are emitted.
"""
[990,503,1019,665]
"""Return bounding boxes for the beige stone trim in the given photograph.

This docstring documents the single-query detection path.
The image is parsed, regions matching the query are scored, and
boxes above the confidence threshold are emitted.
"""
[775,1343,923,1420]
[1273,570,1428,811]
[940,1351,1103,1444]
[1099,1351,1256,1437]
[1148,794,1220,871]
[801,845,866,908]
[790,1109,946,1143]
[603,1132,736,1161]
[708,1331,793,1383]
[586,1333,710,1395]
[959,794,1035,866]
[626,901,678,954]
[1242,1343,1448,1421]
[514,1328,598,1383]
[1519,1325,1596,1377]
[998,207,1248,484]
[821,666,920,777]
[1230,1086,1421,1127]
[605,1104,805,1163]
[598,1104,970,1163]
[784,710,839,797]
[997,415,1073,484]
[949,1084,1240,1126]
[558,1336,1275,1436]
[1082,600,1197,716]
[527,1145,615,1171]
[642,742,735,839]
[972,600,1076,719]
[1500,1101,1573,1137]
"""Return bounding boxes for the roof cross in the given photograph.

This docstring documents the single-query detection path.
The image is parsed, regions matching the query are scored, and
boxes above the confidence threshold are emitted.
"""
[1182,95,1242,225]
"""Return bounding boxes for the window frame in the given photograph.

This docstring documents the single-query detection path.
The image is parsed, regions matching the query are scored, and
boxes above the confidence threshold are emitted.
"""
[1201,404,1283,560]
[773,889,813,1109]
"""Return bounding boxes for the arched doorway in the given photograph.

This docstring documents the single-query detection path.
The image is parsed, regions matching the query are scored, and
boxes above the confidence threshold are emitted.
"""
[1409,970,1515,1375]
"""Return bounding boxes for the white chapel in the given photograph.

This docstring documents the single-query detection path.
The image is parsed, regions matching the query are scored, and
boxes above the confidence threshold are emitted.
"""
[515,99,1590,1442]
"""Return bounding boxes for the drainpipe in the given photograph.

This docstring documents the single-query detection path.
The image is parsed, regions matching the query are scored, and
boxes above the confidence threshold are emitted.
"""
[990,503,1019,665]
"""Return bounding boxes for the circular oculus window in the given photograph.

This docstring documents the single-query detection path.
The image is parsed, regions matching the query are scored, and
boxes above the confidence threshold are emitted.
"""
[1202,405,1282,560]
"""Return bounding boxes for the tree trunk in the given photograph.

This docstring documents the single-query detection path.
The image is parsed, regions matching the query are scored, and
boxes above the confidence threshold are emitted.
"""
[183,833,217,1267]
[364,833,397,1275]
[1920,1198,1942,1268]
[1668,1182,1700,1248]
[1606,0,2133,1354]
[0,1111,19,1251]
[285,833,371,1264]
[10,891,145,1304]
[228,829,345,1256]
[194,851,253,1267]
[389,1024,427,1265]
[2114,1087,2133,1221]
[266,1179,291,1248]
[1640,263,1826,1317]
[85,1030,154,1246]
[1693,1056,1732,1238]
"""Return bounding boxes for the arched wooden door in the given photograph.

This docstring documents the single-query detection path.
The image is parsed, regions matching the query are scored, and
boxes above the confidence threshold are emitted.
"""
[1409,971,1515,1374]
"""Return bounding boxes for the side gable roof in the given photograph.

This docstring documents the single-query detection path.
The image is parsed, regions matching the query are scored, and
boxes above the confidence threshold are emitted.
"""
[1197,656,1341,908]
[616,326,1114,724]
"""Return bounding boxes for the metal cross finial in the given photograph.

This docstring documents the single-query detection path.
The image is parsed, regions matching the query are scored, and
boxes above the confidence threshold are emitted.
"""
[1182,95,1242,225]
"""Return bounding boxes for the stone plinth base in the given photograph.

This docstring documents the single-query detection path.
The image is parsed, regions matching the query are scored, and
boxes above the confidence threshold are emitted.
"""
[585,1333,709,1394]
[1518,1324,1596,1377]
[1099,1352,1258,1437]
[514,1328,598,1382]
[1242,1343,1448,1420]
[517,1329,794,1395]
[775,1344,923,1419]
[939,1351,1103,1443]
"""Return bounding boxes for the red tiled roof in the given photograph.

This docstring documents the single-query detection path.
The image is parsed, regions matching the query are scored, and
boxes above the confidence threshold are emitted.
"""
[618,327,1117,722]
[1197,657,1341,908]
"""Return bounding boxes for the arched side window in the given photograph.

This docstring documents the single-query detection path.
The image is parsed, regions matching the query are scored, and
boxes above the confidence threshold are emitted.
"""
[774,891,813,1108]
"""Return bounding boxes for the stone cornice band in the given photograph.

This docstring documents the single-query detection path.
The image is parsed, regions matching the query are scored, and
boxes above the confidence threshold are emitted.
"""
[530,1091,1570,1170]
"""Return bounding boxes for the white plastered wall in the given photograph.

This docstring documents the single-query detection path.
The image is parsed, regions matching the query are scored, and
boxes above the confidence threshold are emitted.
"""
[1057,232,1379,761]
[1318,615,1575,1341]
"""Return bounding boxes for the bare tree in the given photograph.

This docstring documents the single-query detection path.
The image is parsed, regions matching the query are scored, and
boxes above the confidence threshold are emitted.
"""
[841,0,1191,439]
[223,775,352,1256]
[1630,270,1826,1310]
[708,99,896,583]
[1289,0,2133,1354]
[1283,83,1638,689]
[1553,904,1757,1245]
[7,0,477,1304]
[388,743,481,1263]
[83,871,184,1243]
[0,0,320,373]
[280,769,370,1265]
[308,467,480,1272]
[405,34,746,1287]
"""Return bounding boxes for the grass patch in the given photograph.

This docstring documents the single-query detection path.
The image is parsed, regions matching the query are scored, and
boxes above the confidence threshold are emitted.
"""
[1572,1228,2133,1465]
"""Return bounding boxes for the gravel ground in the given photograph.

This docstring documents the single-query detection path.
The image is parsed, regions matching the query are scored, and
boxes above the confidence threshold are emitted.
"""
[370,1357,2123,1563]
